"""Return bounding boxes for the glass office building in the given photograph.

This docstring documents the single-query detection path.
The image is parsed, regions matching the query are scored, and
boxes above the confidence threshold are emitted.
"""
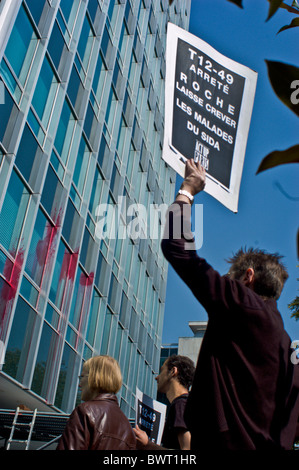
[0,0,190,417]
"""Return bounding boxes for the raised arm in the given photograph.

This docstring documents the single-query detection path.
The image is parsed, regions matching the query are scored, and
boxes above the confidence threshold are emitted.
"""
[161,160,259,321]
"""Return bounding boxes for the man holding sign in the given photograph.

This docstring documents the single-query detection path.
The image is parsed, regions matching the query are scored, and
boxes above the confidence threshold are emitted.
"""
[134,355,195,450]
[161,161,299,450]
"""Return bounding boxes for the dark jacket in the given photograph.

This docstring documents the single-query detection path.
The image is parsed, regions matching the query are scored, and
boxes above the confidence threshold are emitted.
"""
[161,201,299,450]
[57,393,136,450]
[161,393,189,449]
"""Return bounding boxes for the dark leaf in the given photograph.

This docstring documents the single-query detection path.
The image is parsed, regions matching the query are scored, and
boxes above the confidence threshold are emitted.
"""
[289,294,299,318]
[226,0,243,7]
[279,2,299,13]
[278,17,299,33]
[265,60,299,117]
[256,144,299,174]
[291,0,299,12]
[267,0,284,21]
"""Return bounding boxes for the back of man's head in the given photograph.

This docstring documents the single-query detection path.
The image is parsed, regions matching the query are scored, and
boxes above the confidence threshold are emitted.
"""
[227,247,288,300]
[166,355,195,390]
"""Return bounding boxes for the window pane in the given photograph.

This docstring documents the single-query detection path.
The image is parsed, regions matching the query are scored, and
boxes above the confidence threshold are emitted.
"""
[104,88,118,137]
[31,56,59,128]
[118,23,129,66]
[0,84,15,142]
[41,164,64,221]
[73,135,91,195]
[80,226,95,272]
[0,171,30,256]
[108,1,121,49]
[119,291,129,329]
[83,101,96,142]
[3,297,37,382]
[87,0,99,23]
[86,288,100,347]
[49,240,77,310]
[25,0,45,26]
[68,267,86,330]
[0,59,22,103]
[67,65,81,108]
[77,15,95,72]
[47,20,65,70]
[54,342,78,411]
[25,208,54,286]
[50,150,65,181]
[92,52,108,105]
[101,25,110,58]
[123,337,132,383]
[15,124,40,182]
[89,166,103,217]
[27,108,46,146]
[116,117,128,158]
[54,100,76,164]
[62,198,81,249]
[100,312,112,355]
[45,303,60,330]
[4,5,38,86]
[60,0,80,32]
[31,322,58,398]
[20,276,39,307]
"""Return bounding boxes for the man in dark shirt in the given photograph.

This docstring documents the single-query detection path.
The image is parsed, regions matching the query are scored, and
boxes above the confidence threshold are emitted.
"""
[161,160,299,450]
[134,355,195,449]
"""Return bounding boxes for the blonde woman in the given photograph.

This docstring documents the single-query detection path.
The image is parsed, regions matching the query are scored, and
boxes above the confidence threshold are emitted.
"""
[57,356,136,450]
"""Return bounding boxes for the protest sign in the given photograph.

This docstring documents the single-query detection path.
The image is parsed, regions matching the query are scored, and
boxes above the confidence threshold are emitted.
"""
[163,23,258,212]
[135,387,166,445]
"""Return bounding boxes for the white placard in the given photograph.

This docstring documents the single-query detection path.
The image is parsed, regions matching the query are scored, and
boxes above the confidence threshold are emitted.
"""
[163,23,258,213]
[135,387,167,445]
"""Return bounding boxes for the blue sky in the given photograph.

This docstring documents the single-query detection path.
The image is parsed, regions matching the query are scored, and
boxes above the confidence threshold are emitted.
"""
[162,0,299,344]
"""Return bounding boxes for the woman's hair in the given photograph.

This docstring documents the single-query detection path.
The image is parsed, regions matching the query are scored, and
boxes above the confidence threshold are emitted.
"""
[84,355,122,394]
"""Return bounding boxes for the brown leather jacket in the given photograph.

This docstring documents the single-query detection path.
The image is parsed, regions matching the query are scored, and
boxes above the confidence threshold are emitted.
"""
[57,393,136,450]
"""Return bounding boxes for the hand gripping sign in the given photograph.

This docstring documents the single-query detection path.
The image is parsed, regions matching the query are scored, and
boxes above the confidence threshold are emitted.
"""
[135,387,166,445]
[163,23,258,213]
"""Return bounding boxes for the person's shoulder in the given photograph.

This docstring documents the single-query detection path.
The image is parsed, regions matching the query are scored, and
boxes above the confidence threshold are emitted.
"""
[71,401,90,416]
[173,393,189,403]
[74,397,108,421]
[230,279,272,312]
[65,402,89,425]
[171,394,189,410]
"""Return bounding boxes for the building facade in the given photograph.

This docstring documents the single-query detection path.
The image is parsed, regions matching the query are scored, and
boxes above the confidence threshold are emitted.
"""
[178,321,207,366]
[0,0,190,417]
